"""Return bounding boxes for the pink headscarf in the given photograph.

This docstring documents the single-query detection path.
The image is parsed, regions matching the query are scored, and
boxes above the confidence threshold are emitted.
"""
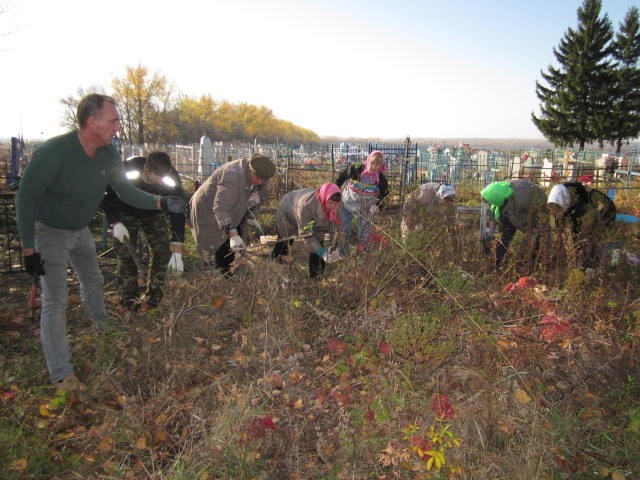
[316,182,341,225]
[362,150,386,184]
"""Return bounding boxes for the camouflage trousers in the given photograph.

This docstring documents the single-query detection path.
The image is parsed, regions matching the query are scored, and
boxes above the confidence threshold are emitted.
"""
[113,212,171,306]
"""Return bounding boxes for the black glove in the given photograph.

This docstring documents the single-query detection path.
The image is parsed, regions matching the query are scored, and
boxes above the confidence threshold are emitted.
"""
[25,252,46,276]
[160,196,186,215]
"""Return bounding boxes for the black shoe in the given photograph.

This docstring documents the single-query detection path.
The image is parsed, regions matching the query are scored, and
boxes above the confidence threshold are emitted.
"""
[119,297,138,310]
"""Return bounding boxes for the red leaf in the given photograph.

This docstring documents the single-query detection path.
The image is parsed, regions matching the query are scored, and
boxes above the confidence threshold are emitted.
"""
[540,319,571,342]
[330,389,351,407]
[364,409,375,423]
[411,435,433,457]
[432,393,454,420]
[1,391,16,401]
[526,298,554,312]
[327,338,347,354]
[369,233,388,245]
[503,276,537,293]
[539,313,558,324]
[378,341,392,357]
[261,416,276,429]
[314,388,328,403]
[247,418,265,438]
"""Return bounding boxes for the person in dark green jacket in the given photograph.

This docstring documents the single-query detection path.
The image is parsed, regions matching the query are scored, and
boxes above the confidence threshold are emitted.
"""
[547,181,616,268]
[15,94,183,392]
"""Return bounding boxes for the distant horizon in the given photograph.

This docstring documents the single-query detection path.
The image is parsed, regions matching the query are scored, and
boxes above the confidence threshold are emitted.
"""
[2,135,638,154]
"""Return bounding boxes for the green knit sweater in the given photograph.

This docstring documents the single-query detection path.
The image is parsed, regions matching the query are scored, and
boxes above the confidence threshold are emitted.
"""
[16,131,159,248]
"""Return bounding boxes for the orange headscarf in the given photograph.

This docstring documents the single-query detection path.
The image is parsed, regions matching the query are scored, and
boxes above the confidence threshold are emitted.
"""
[316,182,341,225]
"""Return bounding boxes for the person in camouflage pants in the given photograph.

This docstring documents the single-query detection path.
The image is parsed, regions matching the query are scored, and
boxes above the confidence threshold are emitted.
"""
[112,211,171,307]
[102,152,186,310]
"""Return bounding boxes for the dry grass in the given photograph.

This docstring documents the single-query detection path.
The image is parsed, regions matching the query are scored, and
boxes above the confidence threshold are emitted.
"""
[1,181,640,479]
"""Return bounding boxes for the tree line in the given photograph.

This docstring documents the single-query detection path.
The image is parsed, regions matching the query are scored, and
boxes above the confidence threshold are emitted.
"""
[532,0,640,152]
[58,64,320,146]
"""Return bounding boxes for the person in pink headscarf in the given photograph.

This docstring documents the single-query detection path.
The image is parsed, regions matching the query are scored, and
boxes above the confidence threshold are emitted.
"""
[271,183,342,277]
[336,150,389,253]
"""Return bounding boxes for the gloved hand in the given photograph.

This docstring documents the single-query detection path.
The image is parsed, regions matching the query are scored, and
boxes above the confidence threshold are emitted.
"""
[483,226,495,240]
[230,233,246,252]
[369,204,379,215]
[112,222,130,243]
[160,196,187,215]
[326,248,343,264]
[25,252,46,276]
[167,252,184,274]
[246,218,263,233]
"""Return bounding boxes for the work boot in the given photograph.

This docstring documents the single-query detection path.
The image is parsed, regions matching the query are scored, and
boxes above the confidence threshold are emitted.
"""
[55,374,87,392]
[119,297,138,310]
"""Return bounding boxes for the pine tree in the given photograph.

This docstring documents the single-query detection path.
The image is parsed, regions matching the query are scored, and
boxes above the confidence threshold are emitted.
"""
[609,7,640,153]
[532,0,613,150]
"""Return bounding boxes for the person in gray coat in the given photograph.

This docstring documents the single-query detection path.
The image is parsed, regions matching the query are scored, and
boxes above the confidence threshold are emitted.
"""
[190,153,276,274]
[401,182,456,239]
[271,182,342,277]
[480,179,548,271]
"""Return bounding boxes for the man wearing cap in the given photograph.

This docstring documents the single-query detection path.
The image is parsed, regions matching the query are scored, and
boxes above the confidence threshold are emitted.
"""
[401,182,457,239]
[547,181,615,268]
[189,153,276,274]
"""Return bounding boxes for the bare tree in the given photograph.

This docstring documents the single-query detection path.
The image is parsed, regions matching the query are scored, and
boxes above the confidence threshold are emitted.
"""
[58,85,106,130]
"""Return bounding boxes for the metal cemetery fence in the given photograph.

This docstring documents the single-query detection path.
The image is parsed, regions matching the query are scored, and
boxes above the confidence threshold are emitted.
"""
[1,138,638,273]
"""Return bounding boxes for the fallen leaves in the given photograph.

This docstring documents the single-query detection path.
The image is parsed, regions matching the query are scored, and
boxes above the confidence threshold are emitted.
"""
[9,458,27,471]
[326,338,347,354]
[501,276,574,344]
[378,441,411,468]
[378,340,392,357]
[244,416,277,441]
[514,388,532,404]
[432,394,454,420]
[269,372,284,390]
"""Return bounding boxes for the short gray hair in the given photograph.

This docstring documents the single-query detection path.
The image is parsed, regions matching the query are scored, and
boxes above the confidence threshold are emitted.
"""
[77,94,117,128]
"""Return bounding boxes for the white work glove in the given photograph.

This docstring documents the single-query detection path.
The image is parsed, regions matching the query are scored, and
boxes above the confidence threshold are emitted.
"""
[369,204,379,215]
[483,225,495,240]
[230,234,246,252]
[246,218,263,233]
[112,222,130,243]
[326,248,343,264]
[167,252,184,274]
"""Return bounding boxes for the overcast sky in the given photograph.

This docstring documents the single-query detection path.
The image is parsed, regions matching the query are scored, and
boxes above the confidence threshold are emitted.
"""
[1,0,638,141]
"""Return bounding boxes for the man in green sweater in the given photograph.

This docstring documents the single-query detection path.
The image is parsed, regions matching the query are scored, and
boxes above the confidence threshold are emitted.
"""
[16,93,183,392]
